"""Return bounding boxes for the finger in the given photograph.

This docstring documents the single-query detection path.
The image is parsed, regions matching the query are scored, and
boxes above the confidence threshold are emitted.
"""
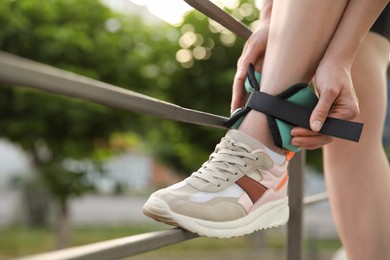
[299,144,325,150]
[310,88,338,132]
[291,135,333,146]
[290,126,327,137]
[291,135,333,149]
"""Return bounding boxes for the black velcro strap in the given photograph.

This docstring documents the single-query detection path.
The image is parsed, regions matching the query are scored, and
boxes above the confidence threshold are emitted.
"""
[246,91,363,142]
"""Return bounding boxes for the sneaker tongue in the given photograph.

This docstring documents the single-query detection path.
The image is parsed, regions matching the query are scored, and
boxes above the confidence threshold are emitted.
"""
[226,130,265,151]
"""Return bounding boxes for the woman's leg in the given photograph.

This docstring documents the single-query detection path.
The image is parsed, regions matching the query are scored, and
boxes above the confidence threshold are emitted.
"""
[324,32,390,260]
[239,0,349,152]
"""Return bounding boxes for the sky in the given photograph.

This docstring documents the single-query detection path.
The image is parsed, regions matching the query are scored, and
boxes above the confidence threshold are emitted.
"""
[127,0,261,25]
[102,0,262,25]
[129,0,193,25]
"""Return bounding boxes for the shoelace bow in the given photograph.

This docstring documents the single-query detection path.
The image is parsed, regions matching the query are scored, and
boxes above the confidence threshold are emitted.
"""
[192,136,257,187]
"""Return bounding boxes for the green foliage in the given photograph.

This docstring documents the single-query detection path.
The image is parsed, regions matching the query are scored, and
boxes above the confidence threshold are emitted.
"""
[0,0,180,205]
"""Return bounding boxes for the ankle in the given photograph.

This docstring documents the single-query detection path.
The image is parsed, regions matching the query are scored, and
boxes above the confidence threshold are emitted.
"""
[238,110,285,155]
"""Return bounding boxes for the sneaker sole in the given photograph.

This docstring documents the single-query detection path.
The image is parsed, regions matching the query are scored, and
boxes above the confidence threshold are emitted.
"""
[143,197,289,238]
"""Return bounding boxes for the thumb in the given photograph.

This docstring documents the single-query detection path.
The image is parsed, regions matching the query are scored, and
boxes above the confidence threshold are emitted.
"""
[310,95,333,132]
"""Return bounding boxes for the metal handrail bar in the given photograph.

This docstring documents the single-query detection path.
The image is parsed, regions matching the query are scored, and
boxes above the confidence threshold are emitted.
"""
[0,51,228,129]
[303,192,328,206]
[17,228,198,260]
[287,151,304,260]
[183,0,252,40]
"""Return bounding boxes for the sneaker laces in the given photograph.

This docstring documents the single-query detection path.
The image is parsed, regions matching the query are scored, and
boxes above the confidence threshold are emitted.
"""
[191,136,257,187]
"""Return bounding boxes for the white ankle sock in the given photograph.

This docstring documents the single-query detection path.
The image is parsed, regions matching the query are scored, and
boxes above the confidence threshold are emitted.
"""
[264,146,286,165]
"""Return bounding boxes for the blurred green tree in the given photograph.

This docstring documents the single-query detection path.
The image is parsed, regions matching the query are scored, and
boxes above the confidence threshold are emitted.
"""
[0,0,180,248]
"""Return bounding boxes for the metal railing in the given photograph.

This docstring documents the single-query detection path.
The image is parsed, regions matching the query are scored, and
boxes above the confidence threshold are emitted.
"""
[0,1,330,259]
[17,229,198,260]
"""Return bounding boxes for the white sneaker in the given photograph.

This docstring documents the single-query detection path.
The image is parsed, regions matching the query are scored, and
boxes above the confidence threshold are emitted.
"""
[143,130,291,238]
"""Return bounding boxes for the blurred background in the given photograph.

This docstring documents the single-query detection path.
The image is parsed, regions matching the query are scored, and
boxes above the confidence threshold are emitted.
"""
[0,0,389,259]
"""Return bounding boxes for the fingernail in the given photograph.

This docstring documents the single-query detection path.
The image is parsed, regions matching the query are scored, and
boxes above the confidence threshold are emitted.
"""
[311,120,322,132]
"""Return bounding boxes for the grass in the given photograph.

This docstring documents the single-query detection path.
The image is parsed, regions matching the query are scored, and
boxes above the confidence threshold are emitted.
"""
[0,224,341,260]
[0,224,159,258]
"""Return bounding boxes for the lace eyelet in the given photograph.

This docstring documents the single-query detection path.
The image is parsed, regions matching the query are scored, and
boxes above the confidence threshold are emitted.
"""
[217,184,221,187]
[226,178,230,182]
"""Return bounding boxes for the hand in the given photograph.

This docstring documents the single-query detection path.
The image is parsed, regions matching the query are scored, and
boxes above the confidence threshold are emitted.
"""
[231,24,269,114]
[291,60,359,150]
[310,60,360,132]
